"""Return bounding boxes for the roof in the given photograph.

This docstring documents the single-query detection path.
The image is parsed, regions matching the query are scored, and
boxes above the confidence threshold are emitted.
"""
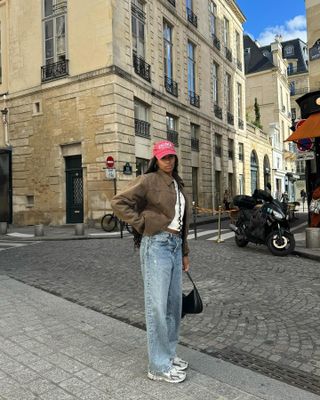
[243,35,275,74]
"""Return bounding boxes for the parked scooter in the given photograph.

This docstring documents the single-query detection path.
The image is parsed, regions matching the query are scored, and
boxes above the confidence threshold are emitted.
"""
[229,189,295,256]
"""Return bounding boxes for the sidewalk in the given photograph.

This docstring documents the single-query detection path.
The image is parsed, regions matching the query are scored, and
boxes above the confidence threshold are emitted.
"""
[0,275,318,400]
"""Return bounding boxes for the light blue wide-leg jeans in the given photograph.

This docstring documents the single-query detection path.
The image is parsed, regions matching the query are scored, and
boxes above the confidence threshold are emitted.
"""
[140,232,183,374]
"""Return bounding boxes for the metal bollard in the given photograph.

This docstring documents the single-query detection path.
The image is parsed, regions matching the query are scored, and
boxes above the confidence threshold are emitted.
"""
[306,228,320,248]
[75,223,85,236]
[0,222,8,235]
[34,224,44,237]
[215,206,224,243]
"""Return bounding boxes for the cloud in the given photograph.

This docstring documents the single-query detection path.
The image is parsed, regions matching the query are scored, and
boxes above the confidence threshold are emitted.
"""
[256,15,307,46]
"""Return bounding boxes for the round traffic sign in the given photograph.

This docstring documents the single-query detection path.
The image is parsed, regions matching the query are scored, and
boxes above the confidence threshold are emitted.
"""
[106,156,114,168]
[297,138,313,152]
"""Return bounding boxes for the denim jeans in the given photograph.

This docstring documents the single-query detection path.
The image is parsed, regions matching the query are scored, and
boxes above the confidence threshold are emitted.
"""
[140,231,183,374]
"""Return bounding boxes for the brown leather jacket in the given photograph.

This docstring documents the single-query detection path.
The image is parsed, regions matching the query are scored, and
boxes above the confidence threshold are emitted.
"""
[111,169,190,255]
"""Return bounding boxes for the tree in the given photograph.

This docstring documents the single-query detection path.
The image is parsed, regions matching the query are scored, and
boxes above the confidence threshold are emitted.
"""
[253,98,262,129]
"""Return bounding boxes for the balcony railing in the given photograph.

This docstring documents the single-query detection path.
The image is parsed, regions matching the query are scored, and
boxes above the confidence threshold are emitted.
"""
[167,0,175,6]
[133,52,151,82]
[186,7,197,27]
[167,129,179,146]
[191,137,199,151]
[135,119,150,138]
[290,87,309,96]
[225,47,232,62]
[238,118,244,130]
[287,66,308,76]
[212,34,221,51]
[189,91,200,108]
[164,75,178,97]
[214,104,223,119]
[41,59,69,82]
[227,111,234,125]
[237,59,242,71]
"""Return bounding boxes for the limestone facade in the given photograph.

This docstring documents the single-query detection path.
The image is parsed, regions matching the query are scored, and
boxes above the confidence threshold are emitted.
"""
[0,0,250,225]
[306,0,320,91]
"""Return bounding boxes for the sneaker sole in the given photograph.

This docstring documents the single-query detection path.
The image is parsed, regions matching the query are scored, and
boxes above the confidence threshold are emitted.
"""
[173,364,188,371]
[147,371,186,383]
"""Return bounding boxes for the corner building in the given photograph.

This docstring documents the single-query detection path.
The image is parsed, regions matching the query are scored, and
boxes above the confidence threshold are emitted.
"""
[0,0,246,226]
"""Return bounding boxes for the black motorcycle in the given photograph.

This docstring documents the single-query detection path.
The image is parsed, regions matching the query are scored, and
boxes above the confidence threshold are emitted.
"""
[229,189,295,256]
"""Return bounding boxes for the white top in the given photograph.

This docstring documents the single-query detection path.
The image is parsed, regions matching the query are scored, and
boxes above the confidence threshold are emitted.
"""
[167,179,185,231]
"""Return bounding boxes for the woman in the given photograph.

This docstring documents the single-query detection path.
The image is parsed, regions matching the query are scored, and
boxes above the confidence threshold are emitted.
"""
[111,140,190,383]
[310,179,320,228]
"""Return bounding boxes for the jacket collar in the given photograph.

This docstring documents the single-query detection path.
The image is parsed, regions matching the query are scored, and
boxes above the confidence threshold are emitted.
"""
[156,169,174,186]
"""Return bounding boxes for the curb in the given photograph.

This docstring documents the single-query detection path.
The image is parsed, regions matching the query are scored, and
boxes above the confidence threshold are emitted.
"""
[293,250,320,262]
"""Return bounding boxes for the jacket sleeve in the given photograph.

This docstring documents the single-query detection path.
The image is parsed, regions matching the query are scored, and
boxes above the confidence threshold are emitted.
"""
[111,175,147,234]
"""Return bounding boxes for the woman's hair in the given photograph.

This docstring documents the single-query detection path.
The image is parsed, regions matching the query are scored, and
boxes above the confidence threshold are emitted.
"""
[132,155,182,249]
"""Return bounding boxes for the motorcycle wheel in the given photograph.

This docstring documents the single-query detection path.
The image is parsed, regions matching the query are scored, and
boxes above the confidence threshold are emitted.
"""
[235,234,249,247]
[266,230,295,256]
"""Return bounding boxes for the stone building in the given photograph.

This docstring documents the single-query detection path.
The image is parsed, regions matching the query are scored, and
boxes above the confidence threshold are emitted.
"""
[0,0,247,226]
[306,0,320,91]
[244,34,297,200]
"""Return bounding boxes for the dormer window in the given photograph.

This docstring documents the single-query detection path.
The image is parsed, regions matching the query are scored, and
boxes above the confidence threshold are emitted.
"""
[284,45,294,56]
[262,50,269,58]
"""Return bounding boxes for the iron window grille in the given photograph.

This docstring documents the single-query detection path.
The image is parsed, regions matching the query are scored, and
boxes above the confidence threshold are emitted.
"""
[212,34,221,51]
[167,0,175,6]
[164,75,178,97]
[227,111,234,125]
[186,7,197,27]
[238,118,244,130]
[133,52,151,82]
[191,137,199,151]
[189,91,200,108]
[167,129,179,146]
[225,47,232,62]
[214,104,223,119]
[134,119,150,138]
[41,59,69,82]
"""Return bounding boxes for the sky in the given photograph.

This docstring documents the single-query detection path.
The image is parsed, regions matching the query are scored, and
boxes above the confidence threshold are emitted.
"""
[236,0,307,45]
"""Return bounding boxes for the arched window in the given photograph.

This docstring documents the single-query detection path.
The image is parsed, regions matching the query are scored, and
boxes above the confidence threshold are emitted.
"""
[250,151,259,194]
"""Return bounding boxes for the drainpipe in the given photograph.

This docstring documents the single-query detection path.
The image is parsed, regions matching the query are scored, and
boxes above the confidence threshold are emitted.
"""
[1,94,9,146]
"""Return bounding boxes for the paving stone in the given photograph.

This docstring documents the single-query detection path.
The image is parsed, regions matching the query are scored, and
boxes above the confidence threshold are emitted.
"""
[39,387,77,400]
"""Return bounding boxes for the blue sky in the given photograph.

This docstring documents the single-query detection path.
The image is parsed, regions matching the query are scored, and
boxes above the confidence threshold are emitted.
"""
[236,0,307,45]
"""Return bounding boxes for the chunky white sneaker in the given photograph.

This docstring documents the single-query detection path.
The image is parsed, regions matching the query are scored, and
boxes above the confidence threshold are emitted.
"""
[147,367,186,383]
[173,356,189,371]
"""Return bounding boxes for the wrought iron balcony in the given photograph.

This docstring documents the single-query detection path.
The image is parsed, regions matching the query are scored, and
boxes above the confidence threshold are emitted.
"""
[167,129,179,146]
[167,0,175,6]
[134,119,150,138]
[237,59,242,71]
[164,75,178,97]
[191,137,199,152]
[227,111,234,125]
[133,52,151,82]
[212,34,221,51]
[225,47,232,62]
[186,7,197,27]
[214,104,223,120]
[238,118,244,130]
[41,59,69,82]
[189,91,200,108]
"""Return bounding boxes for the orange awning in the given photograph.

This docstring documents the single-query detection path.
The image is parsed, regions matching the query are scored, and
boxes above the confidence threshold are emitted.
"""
[286,112,320,142]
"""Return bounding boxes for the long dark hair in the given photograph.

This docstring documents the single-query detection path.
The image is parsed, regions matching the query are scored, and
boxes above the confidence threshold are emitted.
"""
[133,155,182,249]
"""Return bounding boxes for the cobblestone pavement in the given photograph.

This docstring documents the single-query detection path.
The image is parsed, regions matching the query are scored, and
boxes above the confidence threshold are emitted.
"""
[0,238,320,389]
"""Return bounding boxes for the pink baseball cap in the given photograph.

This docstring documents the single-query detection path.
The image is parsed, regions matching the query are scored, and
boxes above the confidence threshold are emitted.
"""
[152,140,177,160]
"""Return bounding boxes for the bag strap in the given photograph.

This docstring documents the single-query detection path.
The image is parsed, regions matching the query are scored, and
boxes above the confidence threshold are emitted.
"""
[186,271,196,288]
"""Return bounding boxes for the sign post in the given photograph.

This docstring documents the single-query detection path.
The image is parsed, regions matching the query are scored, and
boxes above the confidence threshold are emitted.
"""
[105,155,116,195]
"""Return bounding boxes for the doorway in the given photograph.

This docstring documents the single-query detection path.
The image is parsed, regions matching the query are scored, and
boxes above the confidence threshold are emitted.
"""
[0,149,12,223]
[65,155,83,223]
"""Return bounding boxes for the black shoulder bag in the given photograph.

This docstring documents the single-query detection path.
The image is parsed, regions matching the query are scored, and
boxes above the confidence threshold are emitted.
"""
[182,272,203,318]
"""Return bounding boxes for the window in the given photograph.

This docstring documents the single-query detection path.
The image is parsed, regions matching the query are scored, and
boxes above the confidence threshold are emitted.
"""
[215,133,222,157]
[43,0,67,66]
[136,158,149,176]
[290,81,295,96]
[225,73,232,112]
[134,99,150,138]
[287,62,294,74]
[132,0,145,58]
[237,83,242,119]
[228,139,234,160]
[284,45,294,56]
[238,143,244,161]
[163,21,173,79]
[291,108,296,120]
[236,31,241,60]
[212,62,219,104]
[166,113,178,146]
[188,41,196,94]
[191,123,199,151]
[209,1,217,37]
[223,17,229,46]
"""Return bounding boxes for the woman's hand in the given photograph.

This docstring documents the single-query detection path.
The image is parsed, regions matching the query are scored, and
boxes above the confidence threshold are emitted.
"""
[182,256,190,272]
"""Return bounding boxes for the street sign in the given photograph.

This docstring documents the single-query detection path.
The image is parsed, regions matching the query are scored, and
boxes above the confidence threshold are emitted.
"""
[105,168,116,180]
[106,156,114,169]
[296,152,315,161]
[297,138,313,152]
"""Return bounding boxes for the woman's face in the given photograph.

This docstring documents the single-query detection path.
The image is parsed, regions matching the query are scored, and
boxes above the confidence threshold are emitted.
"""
[156,154,176,175]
